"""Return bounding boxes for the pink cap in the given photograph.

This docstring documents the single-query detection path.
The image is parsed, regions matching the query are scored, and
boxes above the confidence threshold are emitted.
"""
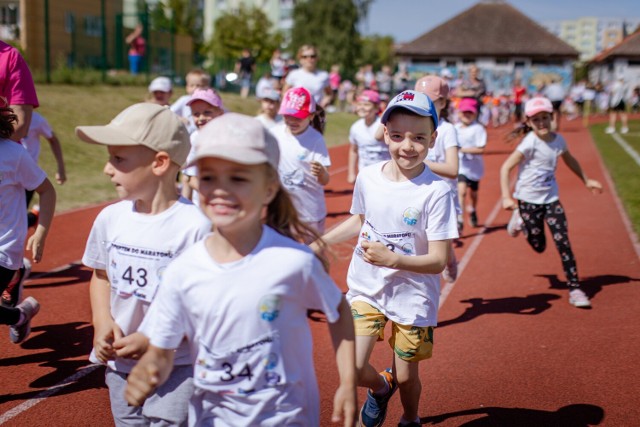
[279,87,316,119]
[458,98,478,113]
[415,76,449,101]
[187,88,224,109]
[357,89,381,104]
[524,96,553,117]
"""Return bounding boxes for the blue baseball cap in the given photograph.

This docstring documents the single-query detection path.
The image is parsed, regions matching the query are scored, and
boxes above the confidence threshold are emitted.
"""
[381,90,438,128]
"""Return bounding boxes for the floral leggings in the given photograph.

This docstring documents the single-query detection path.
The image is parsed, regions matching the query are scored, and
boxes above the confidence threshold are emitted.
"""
[518,200,579,288]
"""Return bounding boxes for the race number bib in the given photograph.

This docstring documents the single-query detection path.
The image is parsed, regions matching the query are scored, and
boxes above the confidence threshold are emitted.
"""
[194,333,286,395]
[356,220,417,257]
[107,242,174,303]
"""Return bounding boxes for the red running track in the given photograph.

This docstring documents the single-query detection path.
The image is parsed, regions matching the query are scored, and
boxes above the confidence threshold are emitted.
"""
[1,119,639,426]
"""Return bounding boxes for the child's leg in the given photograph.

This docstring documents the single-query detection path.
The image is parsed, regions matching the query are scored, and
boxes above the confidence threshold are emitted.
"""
[393,357,421,423]
[518,201,547,253]
[457,180,467,220]
[544,201,579,287]
[351,301,387,390]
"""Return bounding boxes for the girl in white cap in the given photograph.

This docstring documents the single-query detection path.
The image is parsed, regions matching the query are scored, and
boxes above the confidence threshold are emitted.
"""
[501,96,603,308]
[125,113,357,426]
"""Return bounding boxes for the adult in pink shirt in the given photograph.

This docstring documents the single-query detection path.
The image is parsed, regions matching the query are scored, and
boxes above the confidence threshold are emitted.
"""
[0,41,39,141]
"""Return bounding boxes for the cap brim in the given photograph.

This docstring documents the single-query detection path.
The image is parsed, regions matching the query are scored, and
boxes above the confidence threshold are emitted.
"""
[187,145,271,169]
[526,107,552,117]
[381,105,437,127]
[279,108,311,119]
[75,125,140,147]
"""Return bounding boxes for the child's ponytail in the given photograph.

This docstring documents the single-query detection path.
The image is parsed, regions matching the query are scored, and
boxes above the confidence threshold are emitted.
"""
[0,104,17,139]
[505,122,531,144]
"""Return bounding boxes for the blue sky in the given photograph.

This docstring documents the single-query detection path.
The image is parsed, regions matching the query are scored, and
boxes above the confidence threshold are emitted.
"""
[361,0,640,42]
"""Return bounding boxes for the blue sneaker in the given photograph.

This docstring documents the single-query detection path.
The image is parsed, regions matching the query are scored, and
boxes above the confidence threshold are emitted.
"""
[360,368,398,427]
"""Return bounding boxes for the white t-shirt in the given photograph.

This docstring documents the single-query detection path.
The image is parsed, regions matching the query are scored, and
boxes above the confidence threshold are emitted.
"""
[255,113,282,130]
[285,68,330,104]
[513,132,566,205]
[347,162,459,327]
[456,122,486,181]
[82,198,211,373]
[0,139,47,270]
[427,119,460,203]
[21,111,52,162]
[271,123,331,223]
[170,94,196,134]
[141,226,343,426]
[349,117,389,170]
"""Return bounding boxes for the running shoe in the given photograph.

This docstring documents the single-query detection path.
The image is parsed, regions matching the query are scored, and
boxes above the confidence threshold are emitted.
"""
[360,368,398,427]
[569,288,591,308]
[10,296,40,344]
[605,126,615,134]
[621,127,629,134]
[507,209,523,237]
[1,258,31,307]
[469,211,478,228]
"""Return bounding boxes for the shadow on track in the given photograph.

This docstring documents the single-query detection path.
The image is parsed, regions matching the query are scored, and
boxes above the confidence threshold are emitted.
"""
[536,273,640,300]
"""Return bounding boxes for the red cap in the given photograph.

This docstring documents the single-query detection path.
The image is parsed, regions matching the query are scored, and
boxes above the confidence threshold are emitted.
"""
[278,87,316,119]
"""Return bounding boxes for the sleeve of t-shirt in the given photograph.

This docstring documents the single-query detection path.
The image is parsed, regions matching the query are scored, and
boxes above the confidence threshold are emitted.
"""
[17,147,46,190]
[140,261,189,350]
[556,134,568,154]
[441,124,459,150]
[516,133,535,158]
[475,125,487,148]
[301,255,343,323]
[35,114,53,139]
[312,135,332,167]
[425,187,459,241]
[350,173,366,215]
[6,49,39,107]
[82,209,110,271]
[348,122,357,145]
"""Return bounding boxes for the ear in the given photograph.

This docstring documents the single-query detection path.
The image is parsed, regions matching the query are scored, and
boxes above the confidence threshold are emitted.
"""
[263,177,280,205]
[152,152,173,176]
[383,126,391,146]
[429,130,438,148]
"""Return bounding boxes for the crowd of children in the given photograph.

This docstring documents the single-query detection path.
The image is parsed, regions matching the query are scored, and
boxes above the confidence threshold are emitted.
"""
[4,56,615,426]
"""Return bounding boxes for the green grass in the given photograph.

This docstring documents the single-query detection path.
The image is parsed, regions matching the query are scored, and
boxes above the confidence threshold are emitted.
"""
[34,84,354,212]
[589,120,640,236]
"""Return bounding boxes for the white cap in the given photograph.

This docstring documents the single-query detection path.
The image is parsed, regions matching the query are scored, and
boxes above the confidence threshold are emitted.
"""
[148,76,172,93]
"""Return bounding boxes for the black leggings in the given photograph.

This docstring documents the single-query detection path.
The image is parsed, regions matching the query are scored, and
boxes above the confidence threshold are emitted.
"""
[0,266,21,325]
[518,200,579,288]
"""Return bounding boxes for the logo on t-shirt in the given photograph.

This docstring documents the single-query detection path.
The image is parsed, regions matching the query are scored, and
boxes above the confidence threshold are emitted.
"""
[402,207,420,226]
[258,294,281,322]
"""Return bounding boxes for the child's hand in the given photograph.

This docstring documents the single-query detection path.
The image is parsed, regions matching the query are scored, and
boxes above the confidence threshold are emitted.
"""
[125,359,160,407]
[332,382,357,427]
[360,240,399,268]
[26,228,47,263]
[93,320,123,363]
[586,179,603,194]
[113,332,150,360]
[309,161,329,185]
[502,197,517,211]
[55,171,66,185]
[346,171,356,184]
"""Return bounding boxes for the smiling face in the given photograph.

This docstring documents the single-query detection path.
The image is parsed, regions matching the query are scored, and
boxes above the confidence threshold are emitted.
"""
[260,98,279,118]
[191,100,224,129]
[384,112,436,178]
[298,47,318,72]
[355,100,378,120]
[197,158,279,232]
[526,111,553,139]
[103,145,157,200]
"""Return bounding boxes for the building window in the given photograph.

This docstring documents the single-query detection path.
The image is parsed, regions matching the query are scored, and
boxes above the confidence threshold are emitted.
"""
[84,16,102,37]
[65,12,76,33]
[0,4,18,25]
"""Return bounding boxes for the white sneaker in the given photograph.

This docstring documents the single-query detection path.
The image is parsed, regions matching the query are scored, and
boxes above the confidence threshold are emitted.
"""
[569,288,591,308]
[507,209,523,237]
[620,126,629,134]
[605,126,615,134]
[10,296,40,343]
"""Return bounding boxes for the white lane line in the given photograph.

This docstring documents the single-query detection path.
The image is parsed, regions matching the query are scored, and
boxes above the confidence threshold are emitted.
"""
[0,364,101,424]
[611,133,640,167]
[439,198,504,309]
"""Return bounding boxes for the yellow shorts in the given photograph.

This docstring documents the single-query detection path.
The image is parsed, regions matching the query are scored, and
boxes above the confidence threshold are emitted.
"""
[351,300,434,362]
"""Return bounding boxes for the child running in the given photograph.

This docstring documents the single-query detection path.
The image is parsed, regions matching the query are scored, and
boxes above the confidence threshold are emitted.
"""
[500,96,603,308]
[76,103,212,426]
[124,113,357,426]
[314,90,458,427]
[271,86,331,239]
[0,103,56,344]
[456,97,487,229]
[180,88,225,201]
[415,75,461,283]
[346,89,388,184]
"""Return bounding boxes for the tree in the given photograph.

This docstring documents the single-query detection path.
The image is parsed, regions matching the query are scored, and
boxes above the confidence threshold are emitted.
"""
[290,0,362,76]
[205,5,283,63]
[148,0,204,63]
[358,35,395,70]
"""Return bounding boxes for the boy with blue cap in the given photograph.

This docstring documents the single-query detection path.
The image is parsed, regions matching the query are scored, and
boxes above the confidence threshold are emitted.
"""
[314,90,459,426]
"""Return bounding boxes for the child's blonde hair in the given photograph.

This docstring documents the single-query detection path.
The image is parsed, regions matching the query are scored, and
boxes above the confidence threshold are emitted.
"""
[186,68,211,87]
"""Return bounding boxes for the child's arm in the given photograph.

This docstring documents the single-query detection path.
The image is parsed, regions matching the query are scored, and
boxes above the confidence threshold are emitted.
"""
[310,214,363,253]
[309,160,330,185]
[327,297,357,426]
[125,345,175,406]
[113,332,150,360]
[46,133,66,184]
[426,146,459,179]
[500,150,524,210]
[360,238,450,274]
[26,177,56,263]
[347,144,358,184]
[561,150,603,194]
[460,146,485,154]
[90,269,123,363]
